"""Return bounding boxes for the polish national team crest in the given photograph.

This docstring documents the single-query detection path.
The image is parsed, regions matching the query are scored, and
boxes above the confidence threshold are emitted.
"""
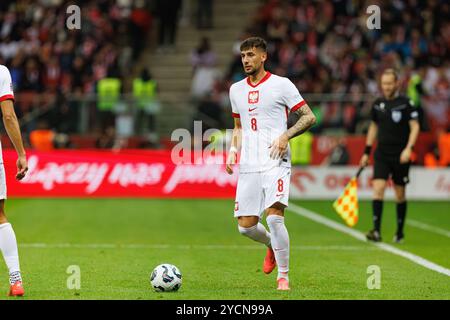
[391,110,402,123]
[248,91,259,104]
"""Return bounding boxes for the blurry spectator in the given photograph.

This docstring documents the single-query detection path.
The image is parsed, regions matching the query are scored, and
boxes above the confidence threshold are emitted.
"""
[96,72,122,130]
[115,102,134,139]
[54,133,71,149]
[407,65,429,131]
[437,130,450,167]
[425,130,450,168]
[9,53,24,89]
[190,37,219,99]
[29,120,55,151]
[0,36,21,61]
[423,68,450,133]
[156,0,182,52]
[50,92,79,134]
[322,137,350,166]
[290,131,314,165]
[132,68,160,140]
[130,0,153,59]
[194,93,224,132]
[424,143,440,168]
[21,58,42,92]
[43,56,61,91]
[71,56,87,90]
[96,126,116,149]
[197,0,213,29]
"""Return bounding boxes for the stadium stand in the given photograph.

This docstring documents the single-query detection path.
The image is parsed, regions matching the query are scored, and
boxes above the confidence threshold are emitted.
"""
[225,0,449,135]
[0,0,153,147]
[0,0,448,165]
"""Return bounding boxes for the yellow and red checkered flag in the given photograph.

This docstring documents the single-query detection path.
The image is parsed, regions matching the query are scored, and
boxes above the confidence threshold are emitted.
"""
[333,167,364,227]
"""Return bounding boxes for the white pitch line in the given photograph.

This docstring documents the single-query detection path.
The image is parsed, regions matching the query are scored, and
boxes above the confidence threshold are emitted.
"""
[288,203,450,277]
[407,219,450,238]
[19,243,376,251]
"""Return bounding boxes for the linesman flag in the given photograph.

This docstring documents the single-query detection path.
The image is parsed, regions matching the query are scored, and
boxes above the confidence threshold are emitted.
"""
[333,167,365,227]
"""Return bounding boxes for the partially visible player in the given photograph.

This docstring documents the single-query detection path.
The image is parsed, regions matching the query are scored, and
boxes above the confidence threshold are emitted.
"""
[226,37,316,290]
[360,68,420,243]
[0,65,28,296]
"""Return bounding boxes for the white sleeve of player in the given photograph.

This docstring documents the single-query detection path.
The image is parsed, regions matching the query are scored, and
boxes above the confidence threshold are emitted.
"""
[0,66,15,102]
[229,86,240,118]
[282,78,305,112]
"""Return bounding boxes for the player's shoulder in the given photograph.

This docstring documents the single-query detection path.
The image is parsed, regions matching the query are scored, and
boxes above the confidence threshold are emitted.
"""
[229,77,247,93]
[269,73,293,86]
[267,74,298,95]
[0,64,11,78]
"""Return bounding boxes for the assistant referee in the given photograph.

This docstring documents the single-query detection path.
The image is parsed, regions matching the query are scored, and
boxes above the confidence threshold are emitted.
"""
[360,69,420,243]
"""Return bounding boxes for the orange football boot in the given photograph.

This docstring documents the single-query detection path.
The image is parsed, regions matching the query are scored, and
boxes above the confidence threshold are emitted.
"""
[263,247,276,274]
[8,281,24,297]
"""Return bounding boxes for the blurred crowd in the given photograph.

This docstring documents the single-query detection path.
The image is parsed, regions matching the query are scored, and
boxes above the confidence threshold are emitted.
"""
[223,0,450,136]
[0,0,152,146]
[0,0,449,162]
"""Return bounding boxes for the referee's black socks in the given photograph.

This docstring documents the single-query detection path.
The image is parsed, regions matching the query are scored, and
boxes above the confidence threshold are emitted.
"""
[372,200,383,232]
[396,201,407,235]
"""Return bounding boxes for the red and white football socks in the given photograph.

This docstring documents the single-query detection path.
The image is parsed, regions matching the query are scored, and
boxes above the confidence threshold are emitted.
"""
[266,215,289,280]
[238,223,271,247]
[0,223,22,284]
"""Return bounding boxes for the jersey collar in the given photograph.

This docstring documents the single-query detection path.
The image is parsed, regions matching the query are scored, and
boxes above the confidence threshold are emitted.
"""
[246,71,271,88]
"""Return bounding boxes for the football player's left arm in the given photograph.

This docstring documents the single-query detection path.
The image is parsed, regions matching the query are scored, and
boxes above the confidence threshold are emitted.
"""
[269,104,316,160]
[1,99,28,180]
[400,120,420,164]
[285,104,316,139]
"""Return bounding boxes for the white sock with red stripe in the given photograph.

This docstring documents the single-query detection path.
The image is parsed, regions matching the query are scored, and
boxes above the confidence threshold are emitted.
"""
[266,215,289,280]
[0,223,22,284]
[238,223,271,246]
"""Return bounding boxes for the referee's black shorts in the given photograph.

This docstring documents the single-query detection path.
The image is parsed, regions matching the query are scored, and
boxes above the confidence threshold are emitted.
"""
[373,153,410,186]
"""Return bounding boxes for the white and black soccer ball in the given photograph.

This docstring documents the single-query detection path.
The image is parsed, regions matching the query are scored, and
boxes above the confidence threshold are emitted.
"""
[150,264,182,292]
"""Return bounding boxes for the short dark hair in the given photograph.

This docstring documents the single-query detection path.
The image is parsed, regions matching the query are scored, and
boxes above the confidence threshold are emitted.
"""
[382,68,399,81]
[240,37,267,52]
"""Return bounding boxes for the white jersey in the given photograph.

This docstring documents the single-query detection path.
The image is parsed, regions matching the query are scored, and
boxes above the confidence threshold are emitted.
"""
[0,65,15,164]
[229,72,305,173]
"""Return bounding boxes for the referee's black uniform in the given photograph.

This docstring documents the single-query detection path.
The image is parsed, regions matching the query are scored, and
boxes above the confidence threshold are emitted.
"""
[367,95,419,242]
[371,96,419,184]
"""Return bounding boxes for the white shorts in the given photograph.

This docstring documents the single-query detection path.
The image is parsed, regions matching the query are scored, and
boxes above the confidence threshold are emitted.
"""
[0,164,6,200]
[234,166,291,218]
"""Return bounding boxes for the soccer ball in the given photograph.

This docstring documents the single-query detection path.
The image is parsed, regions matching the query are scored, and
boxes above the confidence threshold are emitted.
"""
[150,263,182,292]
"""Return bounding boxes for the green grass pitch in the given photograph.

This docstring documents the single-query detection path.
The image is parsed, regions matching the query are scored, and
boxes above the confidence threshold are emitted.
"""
[0,198,449,300]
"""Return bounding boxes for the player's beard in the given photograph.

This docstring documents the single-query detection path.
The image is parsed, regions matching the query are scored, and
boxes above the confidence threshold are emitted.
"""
[244,66,257,76]
[244,64,262,76]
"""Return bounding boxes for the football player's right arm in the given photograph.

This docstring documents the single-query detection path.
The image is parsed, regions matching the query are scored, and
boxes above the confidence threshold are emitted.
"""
[226,118,241,175]
[1,99,28,180]
[360,121,377,167]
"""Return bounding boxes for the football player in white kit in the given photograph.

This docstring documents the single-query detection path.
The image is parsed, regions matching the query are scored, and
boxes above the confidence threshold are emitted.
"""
[226,37,316,290]
[0,65,28,296]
